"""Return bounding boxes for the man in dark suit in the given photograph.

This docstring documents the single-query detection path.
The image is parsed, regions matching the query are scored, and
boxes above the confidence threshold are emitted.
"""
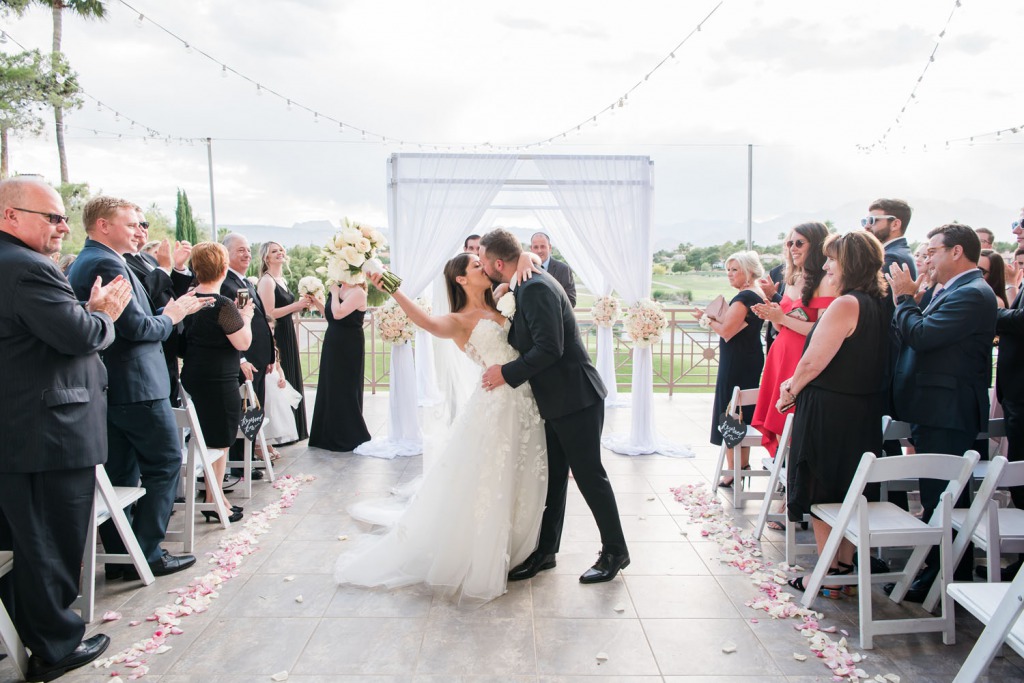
[886,223,997,600]
[220,233,275,480]
[125,208,193,406]
[480,229,628,584]
[530,232,577,307]
[991,211,1024,579]
[0,178,133,680]
[67,196,202,580]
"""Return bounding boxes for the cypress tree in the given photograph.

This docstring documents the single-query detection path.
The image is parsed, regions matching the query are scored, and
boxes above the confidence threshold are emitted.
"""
[175,188,198,244]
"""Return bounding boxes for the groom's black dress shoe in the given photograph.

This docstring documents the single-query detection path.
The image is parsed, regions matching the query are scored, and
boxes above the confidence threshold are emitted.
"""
[580,551,630,584]
[508,551,556,581]
[26,634,110,682]
[121,550,197,581]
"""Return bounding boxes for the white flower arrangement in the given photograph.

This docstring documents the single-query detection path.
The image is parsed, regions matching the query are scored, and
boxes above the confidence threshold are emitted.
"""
[697,314,712,330]
[297,276,326,306]
[375,300,415,344]
[496,292,516,319]
[316,217,401,292]
[591,295,621,328]
[414,297,432,316]
[624,298,668,348]
[246,275,259,286]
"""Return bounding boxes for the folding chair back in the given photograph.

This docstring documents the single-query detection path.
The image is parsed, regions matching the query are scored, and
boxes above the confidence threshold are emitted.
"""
[949,559,1024,681]
[711,386,770,508]
[0,551,27,680]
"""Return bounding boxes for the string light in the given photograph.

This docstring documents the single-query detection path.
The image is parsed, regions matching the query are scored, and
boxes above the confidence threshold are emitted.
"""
[116,0,721,151]
[859,0,963,152]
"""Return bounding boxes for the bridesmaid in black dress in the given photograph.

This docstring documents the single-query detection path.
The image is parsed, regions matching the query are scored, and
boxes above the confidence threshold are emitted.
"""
[180,242,254,523]
[308,282,372,452]
[257,242,312,447]
[697,251,766,485]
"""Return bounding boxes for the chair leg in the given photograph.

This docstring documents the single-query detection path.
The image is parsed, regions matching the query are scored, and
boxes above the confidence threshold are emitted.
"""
[858,535,875,649]
[712,443,728,494]
[74,500,98,623]
[0,575,27,680]
[940,519,956,644]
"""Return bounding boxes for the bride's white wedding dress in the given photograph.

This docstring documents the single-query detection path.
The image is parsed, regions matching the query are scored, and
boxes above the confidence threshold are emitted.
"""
[335,318,547,605]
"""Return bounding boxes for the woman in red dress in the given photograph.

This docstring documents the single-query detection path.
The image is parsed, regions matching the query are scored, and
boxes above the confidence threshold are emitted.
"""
[750,222,837,460]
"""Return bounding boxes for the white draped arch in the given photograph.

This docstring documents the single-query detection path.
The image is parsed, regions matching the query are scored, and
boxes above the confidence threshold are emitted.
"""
[356,152,687,459]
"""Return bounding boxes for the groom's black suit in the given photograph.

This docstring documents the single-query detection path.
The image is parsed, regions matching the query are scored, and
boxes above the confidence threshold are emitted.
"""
[501,271,627,555]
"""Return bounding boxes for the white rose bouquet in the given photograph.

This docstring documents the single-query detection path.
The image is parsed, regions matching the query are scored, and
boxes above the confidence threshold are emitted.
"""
[625,298,668,348]
[375,300,415,344]
[297,276,326,306]
[592,295,621,328]
[316,217,402,293]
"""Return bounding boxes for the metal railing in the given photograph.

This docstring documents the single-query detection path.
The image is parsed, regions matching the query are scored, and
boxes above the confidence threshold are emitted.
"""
[296,307,722,395]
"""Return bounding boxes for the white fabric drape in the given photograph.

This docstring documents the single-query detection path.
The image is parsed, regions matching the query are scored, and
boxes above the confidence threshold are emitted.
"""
[532,156,690,456]
[414,285,442,408]
[356,153,518,458]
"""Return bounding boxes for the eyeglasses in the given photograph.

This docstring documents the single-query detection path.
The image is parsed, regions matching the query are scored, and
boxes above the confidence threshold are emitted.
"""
[786,239,807,248]
[13,207,68,225]
[1013,220,1023,231]
[926,246,949,258]
[861,215,896,227]
[138,221,150,229]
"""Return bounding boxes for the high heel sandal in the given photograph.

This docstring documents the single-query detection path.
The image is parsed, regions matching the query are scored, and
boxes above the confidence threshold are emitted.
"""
[202,509,243,523]
[718,464,750,489]
[787,563,855,599]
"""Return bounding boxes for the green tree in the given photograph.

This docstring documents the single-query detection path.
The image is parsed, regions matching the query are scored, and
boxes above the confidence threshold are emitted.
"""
[142,202,173,243]
[175,188,198,244]
[58,180,90,254]
[30,0,107,183]
[0,50,47,178]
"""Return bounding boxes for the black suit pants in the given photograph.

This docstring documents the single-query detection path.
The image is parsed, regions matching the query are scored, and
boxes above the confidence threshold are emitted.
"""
[911,424,977,579]
[102,400,181,562]
[537,401,627,556]
[0,467,93,662]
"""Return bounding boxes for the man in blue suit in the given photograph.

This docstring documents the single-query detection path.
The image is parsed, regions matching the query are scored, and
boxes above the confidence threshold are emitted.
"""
[67,196,204,580]
[886,223,997,600]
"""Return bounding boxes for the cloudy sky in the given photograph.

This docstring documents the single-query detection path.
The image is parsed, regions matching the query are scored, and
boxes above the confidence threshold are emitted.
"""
[2,0,1022,244]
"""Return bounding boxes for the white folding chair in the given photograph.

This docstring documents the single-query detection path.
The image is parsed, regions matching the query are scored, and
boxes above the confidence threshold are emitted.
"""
[799,450,979,649]
[0,551,28,681]
[923,456,1024,612]
[878,416,917,502]
[949,559,1024,682]
[75,466,156,622]
[711,386,771,508]
[167,387,233,550]
[752,414,816,565]
[227,380,275,498]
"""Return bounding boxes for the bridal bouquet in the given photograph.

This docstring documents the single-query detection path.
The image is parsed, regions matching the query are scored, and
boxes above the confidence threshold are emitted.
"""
[317,217,402,293]
[591,295,621,328]
[624,298,668,348]
[297,276,326,306]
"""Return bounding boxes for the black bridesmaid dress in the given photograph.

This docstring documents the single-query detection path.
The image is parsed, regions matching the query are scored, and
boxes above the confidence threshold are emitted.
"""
[271,280,309,441]
[308,294,371,452]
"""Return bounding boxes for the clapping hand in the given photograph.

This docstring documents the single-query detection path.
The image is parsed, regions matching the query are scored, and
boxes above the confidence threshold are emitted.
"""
[884,262,923,304]
[162,291,206,324]
[173,240,192,270]
[758,277,778,300]
[751,301,783,325]
[87,275,133,321]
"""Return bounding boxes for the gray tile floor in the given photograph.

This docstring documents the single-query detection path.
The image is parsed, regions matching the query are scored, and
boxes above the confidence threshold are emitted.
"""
[3,391,1022,682]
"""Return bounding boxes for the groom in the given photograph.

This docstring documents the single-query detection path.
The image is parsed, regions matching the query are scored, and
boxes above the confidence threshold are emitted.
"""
[479,228,629,583]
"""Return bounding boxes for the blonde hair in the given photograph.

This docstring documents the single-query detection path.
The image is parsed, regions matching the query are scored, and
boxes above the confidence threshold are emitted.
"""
[725,250,764,284]
[82,196,136,233]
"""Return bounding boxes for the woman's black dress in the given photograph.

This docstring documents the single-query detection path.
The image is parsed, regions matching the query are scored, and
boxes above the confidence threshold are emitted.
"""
[308,295,371,452]
[710,289,765,445]
[271,280,309,442]
[788,291,889,521]
[180,293,245,449]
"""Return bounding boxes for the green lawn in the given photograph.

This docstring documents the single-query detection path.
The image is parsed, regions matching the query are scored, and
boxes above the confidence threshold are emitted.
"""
[574,272,730,307]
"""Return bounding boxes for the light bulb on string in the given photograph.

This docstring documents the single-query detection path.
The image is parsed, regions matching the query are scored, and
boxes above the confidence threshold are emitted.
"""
[360,130,367,141]
[256,84,262,96]
[0,31,7,45]
[338,122,344,133]
[286,99,292,111]
[114,112,120,122]
[221,65,228,78]
[96,101,102,112]
[184,42,192,54]
[313,112,318,124]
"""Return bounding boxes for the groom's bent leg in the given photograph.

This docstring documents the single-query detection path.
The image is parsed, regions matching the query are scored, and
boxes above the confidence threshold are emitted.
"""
[547,402,627,555]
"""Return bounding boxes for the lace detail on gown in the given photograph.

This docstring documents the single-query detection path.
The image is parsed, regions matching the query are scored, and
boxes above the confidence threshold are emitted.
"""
[335,318,548,606]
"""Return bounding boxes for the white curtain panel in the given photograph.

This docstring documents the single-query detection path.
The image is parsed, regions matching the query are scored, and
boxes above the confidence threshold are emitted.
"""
[533,156,688,456]
[356,153,518,458]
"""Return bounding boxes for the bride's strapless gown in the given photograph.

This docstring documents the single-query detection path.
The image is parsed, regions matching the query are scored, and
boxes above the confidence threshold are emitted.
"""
[334,318,548,605]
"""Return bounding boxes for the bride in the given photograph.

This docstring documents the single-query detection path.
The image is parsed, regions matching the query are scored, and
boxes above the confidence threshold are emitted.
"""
[335,252,547,605]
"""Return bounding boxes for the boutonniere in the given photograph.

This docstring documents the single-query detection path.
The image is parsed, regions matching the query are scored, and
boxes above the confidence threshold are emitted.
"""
[497,291,516,319]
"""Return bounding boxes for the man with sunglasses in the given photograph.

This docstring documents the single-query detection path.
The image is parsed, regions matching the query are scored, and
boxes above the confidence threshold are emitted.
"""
[990,212,1024,580]
[0,177,135,681]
